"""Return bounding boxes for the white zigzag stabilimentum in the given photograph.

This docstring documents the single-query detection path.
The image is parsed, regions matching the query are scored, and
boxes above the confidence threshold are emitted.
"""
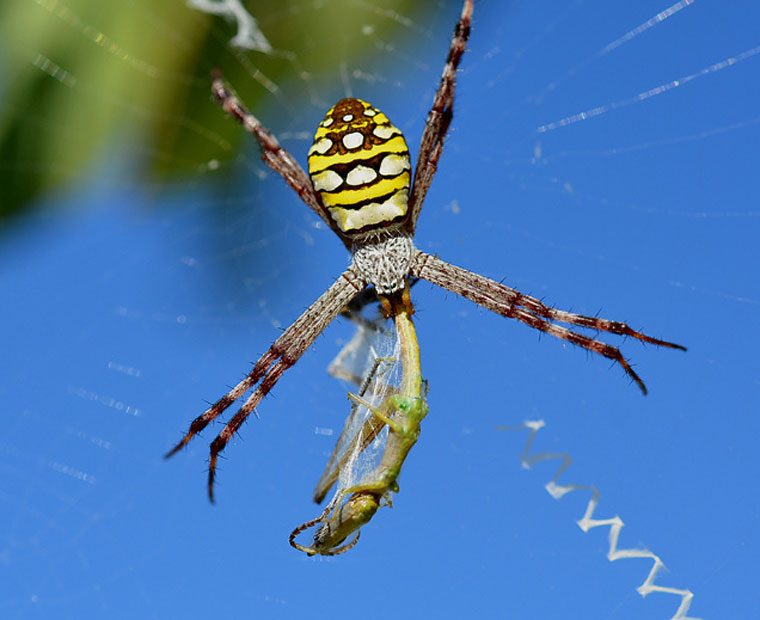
[499,420,702,620]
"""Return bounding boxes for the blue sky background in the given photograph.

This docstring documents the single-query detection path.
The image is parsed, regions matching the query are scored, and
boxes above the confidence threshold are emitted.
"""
[2,1,759,618]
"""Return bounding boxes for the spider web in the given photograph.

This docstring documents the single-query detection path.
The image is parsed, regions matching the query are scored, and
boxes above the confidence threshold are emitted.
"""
[1,1,758,618]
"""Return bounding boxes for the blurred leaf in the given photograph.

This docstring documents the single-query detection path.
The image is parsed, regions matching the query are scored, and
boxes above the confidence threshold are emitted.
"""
[0,0,430,220]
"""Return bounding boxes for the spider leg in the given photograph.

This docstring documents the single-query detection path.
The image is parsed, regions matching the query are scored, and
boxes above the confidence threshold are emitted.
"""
[463,269,686,351]
[406,0,473,232]
[211,70,350,248]
[165,267,366,501]
[411,252,685,394]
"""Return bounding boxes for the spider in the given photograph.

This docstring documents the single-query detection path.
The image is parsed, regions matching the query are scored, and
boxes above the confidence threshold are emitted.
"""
[166,0,685,501]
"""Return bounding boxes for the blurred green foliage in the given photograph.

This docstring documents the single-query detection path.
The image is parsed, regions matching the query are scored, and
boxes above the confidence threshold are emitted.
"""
[0,0,421,220]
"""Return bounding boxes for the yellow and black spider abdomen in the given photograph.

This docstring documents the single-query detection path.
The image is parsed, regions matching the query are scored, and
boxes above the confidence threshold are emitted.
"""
[308,98,411,236]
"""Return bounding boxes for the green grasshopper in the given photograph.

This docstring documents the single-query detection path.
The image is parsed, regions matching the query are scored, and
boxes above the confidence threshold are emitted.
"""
[290,286,427,555]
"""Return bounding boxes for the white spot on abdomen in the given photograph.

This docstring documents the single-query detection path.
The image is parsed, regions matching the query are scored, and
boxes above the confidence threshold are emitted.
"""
[342,132,364,150]
[346,165,378,186]
[336,189,408,231]
[312,169,343,192]
[309,137,333,155]
[379,153,410,176]
[372,125,396,139]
